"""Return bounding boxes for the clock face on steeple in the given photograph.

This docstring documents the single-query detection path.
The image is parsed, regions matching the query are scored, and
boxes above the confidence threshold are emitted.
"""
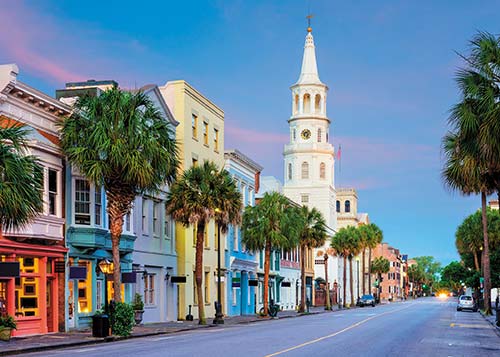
[301,129,311,140]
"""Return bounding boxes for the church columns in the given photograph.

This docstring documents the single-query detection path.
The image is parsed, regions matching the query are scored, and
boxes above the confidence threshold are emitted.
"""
[299,95,304,114]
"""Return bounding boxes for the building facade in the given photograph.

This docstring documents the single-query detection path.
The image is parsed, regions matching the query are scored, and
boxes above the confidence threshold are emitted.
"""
[224,149,262,316]
[282,26,338,301]
[373,243,403,301]
[0,64,70,336]
[161,80,225,320]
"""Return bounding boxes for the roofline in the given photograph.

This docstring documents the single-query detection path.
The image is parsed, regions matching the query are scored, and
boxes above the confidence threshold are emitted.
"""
[224,149,263,173]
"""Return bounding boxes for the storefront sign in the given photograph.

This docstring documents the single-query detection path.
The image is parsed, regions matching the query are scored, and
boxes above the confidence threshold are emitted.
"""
[0,262,20,277]
[281,281,291,287]
[54,261,66,273]
[248,279,258,286]
[121,272,137,283]
[171,276,187,283]
[69,266,87,280]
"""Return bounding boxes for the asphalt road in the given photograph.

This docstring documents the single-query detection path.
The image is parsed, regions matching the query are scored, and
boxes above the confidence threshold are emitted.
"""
[24,298,500,357]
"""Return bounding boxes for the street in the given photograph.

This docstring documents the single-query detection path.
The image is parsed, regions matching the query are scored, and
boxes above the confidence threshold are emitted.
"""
[22,298,500,357]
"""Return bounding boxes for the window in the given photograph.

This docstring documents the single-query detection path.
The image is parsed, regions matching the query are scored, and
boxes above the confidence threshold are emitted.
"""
[144,274,155,305]
[301,195,309,204]
[204,271,210,304]
[164,209,171,239]
[326,133,329,142]
[124,211,132,232]
[288,163,292,180]
[48,169,57,215]
[294,94,299,114]
[317,128,322,142]
[95,186,102,226]
[303,93,311,113]
[192,157,198,167]
[75,179,91,225]
[301,162,309,179]
[315,94,321,113]
[192,114,198,138]
[142,199,148,233]
[293,129,296,141]
[153,202,160,236]
[336,200,340,213]
[214,128,219,152]
[233,227,239,251]
[232,286,238,306]
[96,280,103,310]
[242,184,247,205]
[203,121,209,145]
[345,200,351,213]
[320,162,326,179]
[193,272,198,305]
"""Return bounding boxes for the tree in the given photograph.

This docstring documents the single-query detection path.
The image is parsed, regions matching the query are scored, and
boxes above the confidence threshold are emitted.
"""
[241,192,298,316]
[59,87,179,303]
[443,31,500,315]
[331,227,351,307]
[0,124,44,234]
[407,264,424,297]
[365,224,383,294]
[371,256,390,302]
[441,261,470,292]
[296,206,327,312]
[166,161,242,324]
[346,227,362,306]
[357,224,370,295]
[413,256,441,292]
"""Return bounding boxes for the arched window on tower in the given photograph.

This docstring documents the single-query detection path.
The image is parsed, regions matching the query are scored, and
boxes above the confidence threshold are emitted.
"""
[294,94,299,114]
[303,94,311,114]
[317,128,322,142]
[336,200,340,213]
[293,129,296,141]
[315,94,321,113]
[345,200,351,213]
[326,133,329,142]
[301,162,309,179]
[288,163,292,180]
[320,162,326,179]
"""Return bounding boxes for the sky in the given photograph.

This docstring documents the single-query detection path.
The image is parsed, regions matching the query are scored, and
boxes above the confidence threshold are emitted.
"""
[1,0,498,266]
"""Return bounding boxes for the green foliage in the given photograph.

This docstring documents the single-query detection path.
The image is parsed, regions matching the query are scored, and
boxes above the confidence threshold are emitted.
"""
[440,261,471,291]
[413,256,441,285]
[371,256,390,275]
[296,206,328,249]
[132,293,144,311]
[110,302,134,336]
[0,124,44,231]
[0,315,17,329]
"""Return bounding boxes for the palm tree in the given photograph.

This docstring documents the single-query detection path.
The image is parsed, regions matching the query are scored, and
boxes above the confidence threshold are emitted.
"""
[357,224,370,295]
[241,192,298,316]
[296,206,327,312]
[59,87,179,302]
[366,224,383,294]
[443,31,500,315]
[371,256,390,303]
[0,124,44,235]
[166,161,241,324]
[331,227,351,307]
[456,212,483,271]
[346,226,361,306]
[323,247,335,310]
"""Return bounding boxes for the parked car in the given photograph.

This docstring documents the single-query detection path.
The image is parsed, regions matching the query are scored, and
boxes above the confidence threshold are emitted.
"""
[457,295,478,312]
[357,294,376,307]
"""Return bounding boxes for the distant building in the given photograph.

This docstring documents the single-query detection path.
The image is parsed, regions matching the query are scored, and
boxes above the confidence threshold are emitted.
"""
[373,243,403,301]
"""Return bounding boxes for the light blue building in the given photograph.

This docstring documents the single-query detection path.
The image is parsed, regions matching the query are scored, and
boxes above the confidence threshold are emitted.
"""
[224,150,262,316]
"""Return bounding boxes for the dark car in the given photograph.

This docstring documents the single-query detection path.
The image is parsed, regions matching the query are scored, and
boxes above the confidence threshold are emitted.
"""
[357,294,376,307]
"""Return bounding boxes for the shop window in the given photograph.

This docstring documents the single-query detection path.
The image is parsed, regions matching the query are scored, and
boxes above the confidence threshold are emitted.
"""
[75,179,91,225]
[15,257,40,317]
[77,260,92,313]
[144,274,155,306]
[48,168,57,215]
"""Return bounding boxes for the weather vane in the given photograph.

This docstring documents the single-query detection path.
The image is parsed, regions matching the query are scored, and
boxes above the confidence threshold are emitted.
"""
[306,14,314,32]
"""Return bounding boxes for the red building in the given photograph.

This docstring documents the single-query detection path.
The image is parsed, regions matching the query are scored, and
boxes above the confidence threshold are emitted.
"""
[0,64,70,336]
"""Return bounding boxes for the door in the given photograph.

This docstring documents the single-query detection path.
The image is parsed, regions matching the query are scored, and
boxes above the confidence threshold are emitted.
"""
[46,278,54,332]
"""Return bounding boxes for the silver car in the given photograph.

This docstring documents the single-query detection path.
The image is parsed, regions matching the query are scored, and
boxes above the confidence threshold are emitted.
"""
[457,295,478,312]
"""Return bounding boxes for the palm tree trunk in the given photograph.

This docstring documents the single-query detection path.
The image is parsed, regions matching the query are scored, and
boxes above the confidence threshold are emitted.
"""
[481,191,492,315]
[324,254,330,310]
[195,222,206,324]
[109,213,124,302]
[349,257,354,306]
[300,244,306,313]
[473,250,480,272]
[343,256,347,308]
[361,249,366,295]
[263,240,271,316]
[368,248,372,294]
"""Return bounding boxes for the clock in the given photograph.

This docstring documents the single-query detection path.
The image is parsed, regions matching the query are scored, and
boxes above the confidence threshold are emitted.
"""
[301,129,311,140]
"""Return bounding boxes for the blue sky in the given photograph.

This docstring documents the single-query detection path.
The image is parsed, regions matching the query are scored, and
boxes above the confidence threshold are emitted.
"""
[1,0,498,265]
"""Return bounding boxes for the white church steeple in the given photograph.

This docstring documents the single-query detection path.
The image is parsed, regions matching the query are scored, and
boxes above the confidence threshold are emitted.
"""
[296,29,323,85]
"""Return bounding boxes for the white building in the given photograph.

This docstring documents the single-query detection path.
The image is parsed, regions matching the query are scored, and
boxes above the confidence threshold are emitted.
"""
[282,26,339,298]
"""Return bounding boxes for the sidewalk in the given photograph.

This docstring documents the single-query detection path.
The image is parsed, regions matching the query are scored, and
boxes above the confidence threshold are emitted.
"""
[479,310,500,334]
[0,306,335,356]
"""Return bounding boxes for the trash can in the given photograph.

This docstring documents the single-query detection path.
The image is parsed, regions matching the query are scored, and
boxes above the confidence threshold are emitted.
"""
[92,314,110,337]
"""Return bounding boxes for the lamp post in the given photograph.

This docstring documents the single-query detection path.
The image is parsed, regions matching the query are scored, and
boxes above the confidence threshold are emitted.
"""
[213,221,224,324]
[98,259,114,315]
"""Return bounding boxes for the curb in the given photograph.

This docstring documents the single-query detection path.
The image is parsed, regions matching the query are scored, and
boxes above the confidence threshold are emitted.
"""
[478,310,500,337]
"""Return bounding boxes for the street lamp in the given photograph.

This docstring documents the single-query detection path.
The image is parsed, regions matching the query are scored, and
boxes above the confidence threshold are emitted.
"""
[213,213,224,325]
[98,259,114,314]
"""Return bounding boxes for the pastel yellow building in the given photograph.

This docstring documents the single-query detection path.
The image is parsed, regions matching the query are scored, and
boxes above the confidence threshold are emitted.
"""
[161,81,225,320]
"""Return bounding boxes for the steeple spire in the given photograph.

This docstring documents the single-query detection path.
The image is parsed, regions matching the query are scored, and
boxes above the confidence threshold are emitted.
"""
[296,22,322,85]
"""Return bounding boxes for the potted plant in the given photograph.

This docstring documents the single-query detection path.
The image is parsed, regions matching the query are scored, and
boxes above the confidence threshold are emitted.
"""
[0,315,17,341]
[132,293,145,325]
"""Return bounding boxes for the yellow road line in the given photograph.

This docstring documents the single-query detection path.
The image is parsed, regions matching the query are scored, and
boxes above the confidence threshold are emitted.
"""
[264,305,413,357]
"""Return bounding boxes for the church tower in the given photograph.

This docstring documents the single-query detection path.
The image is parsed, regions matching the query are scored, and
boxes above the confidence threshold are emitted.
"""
[283,25,336,230]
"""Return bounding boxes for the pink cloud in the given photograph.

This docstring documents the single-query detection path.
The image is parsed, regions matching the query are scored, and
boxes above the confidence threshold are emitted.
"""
[0,1,85,83]
[225,123,289,144]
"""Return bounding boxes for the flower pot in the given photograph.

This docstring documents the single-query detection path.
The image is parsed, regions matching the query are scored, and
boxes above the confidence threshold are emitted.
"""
[134,310,144,325]
[0,327,13,341]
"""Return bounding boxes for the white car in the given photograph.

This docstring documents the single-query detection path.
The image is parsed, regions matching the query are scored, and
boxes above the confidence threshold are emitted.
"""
[457,295,478,312]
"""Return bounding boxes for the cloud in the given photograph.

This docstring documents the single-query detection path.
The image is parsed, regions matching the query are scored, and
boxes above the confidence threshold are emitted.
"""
[225,123,289,144]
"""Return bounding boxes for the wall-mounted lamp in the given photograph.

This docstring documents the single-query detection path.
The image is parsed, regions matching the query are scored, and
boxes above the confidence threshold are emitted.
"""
[165,272,171,281]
